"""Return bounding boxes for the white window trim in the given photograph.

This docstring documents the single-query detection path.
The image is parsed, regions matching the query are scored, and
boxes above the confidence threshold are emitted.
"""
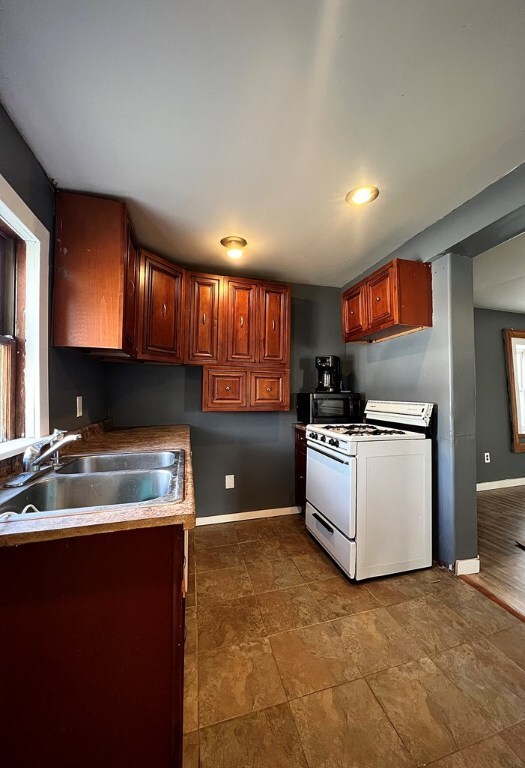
[0,172,49,461]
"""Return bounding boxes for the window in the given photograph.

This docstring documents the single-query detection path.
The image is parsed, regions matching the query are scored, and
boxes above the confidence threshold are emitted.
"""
[0,232,18,442]
[504,329,525,453]
[511,336,525,434]
[0,173,50,459]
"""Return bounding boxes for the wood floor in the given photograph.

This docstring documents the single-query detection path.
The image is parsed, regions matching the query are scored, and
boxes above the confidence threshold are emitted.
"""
[463,485,525,619]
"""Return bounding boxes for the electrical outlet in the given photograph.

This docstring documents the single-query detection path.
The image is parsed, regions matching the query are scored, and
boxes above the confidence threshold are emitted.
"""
[76,395,83,418]
[225,474,235,489]
[484,452,491,464]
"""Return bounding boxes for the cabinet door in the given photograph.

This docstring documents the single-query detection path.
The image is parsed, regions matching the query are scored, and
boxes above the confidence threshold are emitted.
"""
[224,279,257,364]
[0,526,184,768]
[186,273,221,364]
[366,267,394,328]
[139,251,185,362]
[258,283,290,365]
[249,370,290,410]
[295,443,307,510]
[122,226,140,356]
[342,285,366,341]
[203,368,247,411]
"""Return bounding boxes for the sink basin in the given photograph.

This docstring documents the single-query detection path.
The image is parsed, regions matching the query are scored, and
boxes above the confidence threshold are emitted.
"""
[0,470,173,519]
[58,451,179,474]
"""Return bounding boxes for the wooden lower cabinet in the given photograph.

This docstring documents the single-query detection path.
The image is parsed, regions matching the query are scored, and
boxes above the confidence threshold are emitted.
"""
[203,368,289,411]
[0,525,186,768]
[294,426,307,511]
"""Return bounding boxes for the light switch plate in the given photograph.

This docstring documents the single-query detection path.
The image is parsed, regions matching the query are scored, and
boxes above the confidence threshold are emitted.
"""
[225,475,235,489]
[76,395,83,418]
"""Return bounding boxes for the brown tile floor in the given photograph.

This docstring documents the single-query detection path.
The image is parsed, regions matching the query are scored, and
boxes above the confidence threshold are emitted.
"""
[183,515,525,767]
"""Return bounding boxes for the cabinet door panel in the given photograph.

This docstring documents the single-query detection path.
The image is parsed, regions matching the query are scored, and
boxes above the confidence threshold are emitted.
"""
[366,268,394,328]
[186,274,221,364]
[123,226,139,356]
[342,285,366,341]
[225,279,257,364]
[203,368,247,411]
[249,370,289,410]
[140,252,184,362]
[259,284,289,365]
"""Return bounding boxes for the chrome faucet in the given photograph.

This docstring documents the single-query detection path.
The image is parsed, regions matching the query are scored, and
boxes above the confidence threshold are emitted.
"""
[22,429,82,471]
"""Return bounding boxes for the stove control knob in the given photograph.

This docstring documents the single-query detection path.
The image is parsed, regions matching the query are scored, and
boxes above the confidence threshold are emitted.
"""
[320,435,326,442]
[329,438,339,447]
[309,432,317,440]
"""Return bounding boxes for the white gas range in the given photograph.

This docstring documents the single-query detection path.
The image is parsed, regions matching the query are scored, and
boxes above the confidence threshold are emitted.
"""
[305,400,433,581]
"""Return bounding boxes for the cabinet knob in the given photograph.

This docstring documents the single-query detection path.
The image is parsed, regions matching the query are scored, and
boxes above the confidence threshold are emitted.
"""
[128,280,135,296]
[376,296,381,302]
[202,312,206,325]
[266,387,272,392]
[350,310,354,315]
[162,303,167,315]
[225,386,231,392]
[240,316,244,328]
[272,320,276,331]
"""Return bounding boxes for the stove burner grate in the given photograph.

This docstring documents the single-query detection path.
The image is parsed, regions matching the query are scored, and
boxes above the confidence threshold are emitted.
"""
[324,424,406,436]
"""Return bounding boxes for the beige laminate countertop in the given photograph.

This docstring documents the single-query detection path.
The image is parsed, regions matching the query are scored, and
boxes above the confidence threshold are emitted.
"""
[0,426,196,547]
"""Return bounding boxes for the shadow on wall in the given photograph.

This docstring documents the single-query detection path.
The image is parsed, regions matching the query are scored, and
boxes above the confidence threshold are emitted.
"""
[346,327,434,403]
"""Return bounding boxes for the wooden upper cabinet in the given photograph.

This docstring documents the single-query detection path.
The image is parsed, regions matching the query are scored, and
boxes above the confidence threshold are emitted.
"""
[249,370,290,410]
[202,368,247,411]
[341,258,432,343]
[202,367,289,412]
[224,278,258,364]
[185,273,222,364]
[138,250,185,363]
[342,284,366,342]
[122,227,140,356]
[53,191,137,354]
[52,191,291,410]
[366,266,394,329]
[258,283,290,366]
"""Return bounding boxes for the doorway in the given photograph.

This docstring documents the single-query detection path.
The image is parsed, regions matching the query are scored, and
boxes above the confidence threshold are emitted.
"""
[468,232,525,617]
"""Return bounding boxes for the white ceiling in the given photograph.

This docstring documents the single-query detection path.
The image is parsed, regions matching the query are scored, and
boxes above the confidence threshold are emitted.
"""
[1,1,525,286]
[473,232,525,314]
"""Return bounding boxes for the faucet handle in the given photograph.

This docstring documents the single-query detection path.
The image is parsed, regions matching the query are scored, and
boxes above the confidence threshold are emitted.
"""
[50,428,67,443]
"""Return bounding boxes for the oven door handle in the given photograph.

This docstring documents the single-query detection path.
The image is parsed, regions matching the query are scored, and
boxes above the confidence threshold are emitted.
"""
[312,512,334,534]
[307,444,349,465]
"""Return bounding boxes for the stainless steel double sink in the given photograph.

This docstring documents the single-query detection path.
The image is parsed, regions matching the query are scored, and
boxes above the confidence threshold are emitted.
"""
[0,451,184,521]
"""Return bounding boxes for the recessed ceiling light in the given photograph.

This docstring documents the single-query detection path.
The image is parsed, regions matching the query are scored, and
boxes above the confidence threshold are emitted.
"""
[220,235,247,259]
[345,185,380,205]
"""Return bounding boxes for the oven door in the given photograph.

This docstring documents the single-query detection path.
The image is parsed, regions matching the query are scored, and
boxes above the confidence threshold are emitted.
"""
[306,443,356,538]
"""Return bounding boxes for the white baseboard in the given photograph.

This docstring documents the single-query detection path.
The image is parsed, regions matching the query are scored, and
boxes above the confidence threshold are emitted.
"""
[196,506,301,527]
[477,477,525,491]
[455,556,480,576]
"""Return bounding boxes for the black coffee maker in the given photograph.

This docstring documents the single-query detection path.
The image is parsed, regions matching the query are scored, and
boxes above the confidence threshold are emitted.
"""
[315,355,341,393]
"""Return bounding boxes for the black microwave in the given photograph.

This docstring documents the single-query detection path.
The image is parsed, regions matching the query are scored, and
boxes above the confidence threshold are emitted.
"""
[296,391,363,424]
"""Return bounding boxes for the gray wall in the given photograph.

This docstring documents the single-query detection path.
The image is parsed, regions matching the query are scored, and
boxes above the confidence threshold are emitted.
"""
[0,103,107,432]
[475,307,525,483]
[106,283,345,518]
[347,254,477,564]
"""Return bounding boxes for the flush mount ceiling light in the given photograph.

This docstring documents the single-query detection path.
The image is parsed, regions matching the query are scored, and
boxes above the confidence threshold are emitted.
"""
[220,235,247,259]
[345,185,380,205]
